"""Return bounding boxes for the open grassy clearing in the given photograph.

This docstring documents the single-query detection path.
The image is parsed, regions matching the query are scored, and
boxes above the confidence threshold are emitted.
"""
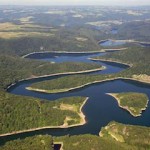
[0,22,55,39]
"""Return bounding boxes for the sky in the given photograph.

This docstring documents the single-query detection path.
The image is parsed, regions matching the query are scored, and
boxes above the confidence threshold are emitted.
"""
[0,0,150,6]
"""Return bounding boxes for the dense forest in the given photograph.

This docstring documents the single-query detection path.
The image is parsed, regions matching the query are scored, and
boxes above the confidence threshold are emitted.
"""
[0,55,102,89]
[100,121,150,149]
[0,27,102,56]
[0,135,53,150]
[107,92,148,116]
[54,134,132,150]
[27,74,112,93]
[99,47,150,76]
[0,91,86,135]
[114,20,150,41]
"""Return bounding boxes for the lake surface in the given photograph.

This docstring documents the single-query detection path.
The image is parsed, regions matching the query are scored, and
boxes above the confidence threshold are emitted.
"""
[140,43,150,47]
[1,52,150,144]
[99,40,126,47]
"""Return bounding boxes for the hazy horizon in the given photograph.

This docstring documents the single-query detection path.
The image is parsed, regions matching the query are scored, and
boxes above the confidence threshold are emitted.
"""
[0,0,150,6]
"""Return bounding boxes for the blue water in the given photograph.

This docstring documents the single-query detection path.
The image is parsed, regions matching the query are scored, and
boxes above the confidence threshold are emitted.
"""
[140,43,150,47]
[25,52,128,75]
[26,52,105,63]
[99,40,126,47]
[1,52,150,144]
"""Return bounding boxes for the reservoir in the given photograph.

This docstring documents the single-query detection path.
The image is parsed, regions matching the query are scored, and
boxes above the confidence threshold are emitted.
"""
[1,52,150,144]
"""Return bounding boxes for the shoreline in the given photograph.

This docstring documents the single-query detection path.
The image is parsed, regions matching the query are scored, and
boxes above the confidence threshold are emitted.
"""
[6,66,106,91]
[98,39,150,45]
[0,98,88,137]
[89,58,133,67]
[98,39,134,44]
[21,48,127,58]
[106,93,149,117]
[61,97,88,128]
[100,47,127,52]
[26,76,150,94]
[22,50,103,58]
[26,77,120,94]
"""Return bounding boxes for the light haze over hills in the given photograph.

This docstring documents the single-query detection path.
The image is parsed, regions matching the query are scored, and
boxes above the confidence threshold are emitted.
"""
[0,0,150,6]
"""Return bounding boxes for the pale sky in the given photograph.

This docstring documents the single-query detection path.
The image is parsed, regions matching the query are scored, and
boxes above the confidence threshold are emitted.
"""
[0,0,150,6]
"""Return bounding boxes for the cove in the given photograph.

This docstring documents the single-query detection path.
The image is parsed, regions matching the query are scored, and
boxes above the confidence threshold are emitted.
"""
[1,52,150,145]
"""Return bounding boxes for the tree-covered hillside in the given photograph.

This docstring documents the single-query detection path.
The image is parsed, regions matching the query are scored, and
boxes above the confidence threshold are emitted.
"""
[99,47,150,76]
[0,91,87,135]
[100,121,150,149]
[0,55,102,89]
[0,135,53,150]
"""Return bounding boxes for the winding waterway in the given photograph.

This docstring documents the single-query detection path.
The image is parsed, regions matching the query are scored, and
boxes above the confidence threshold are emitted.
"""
[1,51,150,144]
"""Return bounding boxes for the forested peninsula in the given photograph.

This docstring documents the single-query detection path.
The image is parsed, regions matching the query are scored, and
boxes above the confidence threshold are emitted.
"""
[107,92,149,117]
